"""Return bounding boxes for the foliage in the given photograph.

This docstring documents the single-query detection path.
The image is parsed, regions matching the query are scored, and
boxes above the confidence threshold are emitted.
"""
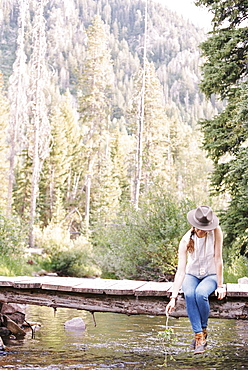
[157,314,178,367]
[7,0,28,214]
[1,0,217,126]
[34,223,101,277]
[224,255,248,283]
[93,192,194,280]
[195,0,248,29]
[0,256,37,276]
[0,0,220,276]
[27,0,51,247]
[129,59,170,205]
[39,91,82,226]
[77,15,118,228]
[199,29,248,99]
[196,0,248,257]
[0,72,9,209]
[0,210,27,257]
[0,210,28,276]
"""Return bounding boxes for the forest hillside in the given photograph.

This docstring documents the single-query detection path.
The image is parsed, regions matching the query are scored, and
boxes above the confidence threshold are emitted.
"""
[0,0,245,281]
[1,0,220,125]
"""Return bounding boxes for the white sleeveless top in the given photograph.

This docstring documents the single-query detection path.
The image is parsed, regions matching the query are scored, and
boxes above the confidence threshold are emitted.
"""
[183,230,216,278]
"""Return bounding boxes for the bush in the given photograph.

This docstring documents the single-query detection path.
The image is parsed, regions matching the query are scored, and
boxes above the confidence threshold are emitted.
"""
[224,255,248,283]
[93,193,194,280]
[0,255,37,276]
[34,224,101,277]
[0,210,28,276]
[0,210,27,256]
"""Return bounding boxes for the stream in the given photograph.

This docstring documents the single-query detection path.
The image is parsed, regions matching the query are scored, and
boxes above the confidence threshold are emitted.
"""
[0,305,247,369]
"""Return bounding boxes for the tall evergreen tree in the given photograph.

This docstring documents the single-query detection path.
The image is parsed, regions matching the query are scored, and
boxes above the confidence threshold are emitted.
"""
[0,72,10,209]
[196,0,248,256]
[40,90,82,225]
[110,121,132,204]
[130,59,170,201]
[78,15,114,230]
[27,0,50,247]
[7,0,28,215]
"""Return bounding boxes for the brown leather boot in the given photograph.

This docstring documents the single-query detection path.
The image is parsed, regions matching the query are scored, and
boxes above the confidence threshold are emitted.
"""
[202,328,208,341]
[194,332,206,355]
[190,327,207,349]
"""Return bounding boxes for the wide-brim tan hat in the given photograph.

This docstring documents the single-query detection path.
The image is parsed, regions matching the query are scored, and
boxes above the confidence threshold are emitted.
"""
[187,205,219,231]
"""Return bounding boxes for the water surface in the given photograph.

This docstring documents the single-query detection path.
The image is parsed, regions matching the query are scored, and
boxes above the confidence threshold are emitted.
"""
[0,305,247,369]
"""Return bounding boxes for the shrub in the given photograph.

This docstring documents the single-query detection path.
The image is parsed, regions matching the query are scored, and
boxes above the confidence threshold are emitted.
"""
[0,210,28,276]
[224,255,248,283]
[93,193,194,280]
[0,210,27,256]
[0,255,37,276]
[34,224,101,277]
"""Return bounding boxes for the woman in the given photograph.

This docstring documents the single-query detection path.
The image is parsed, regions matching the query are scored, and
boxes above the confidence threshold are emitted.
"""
[166,205,226,354]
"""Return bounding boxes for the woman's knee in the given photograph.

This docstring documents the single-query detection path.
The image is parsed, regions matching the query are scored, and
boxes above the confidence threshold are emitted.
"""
[183,286,196,299]
[182,276,198,296]
[195,288,208,302]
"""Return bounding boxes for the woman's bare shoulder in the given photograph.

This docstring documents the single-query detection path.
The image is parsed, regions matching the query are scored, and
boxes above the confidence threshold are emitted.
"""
[181,229,192,241]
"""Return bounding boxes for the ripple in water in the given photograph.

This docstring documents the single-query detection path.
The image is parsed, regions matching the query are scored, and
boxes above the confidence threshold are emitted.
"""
[0,306,246,369]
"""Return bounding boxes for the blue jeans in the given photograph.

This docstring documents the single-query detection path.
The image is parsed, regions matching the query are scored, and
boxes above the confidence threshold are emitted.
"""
[182,274,217,333]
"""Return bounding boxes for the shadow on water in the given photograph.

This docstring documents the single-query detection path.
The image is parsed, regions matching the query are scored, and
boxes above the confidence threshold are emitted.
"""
[0,306,246,369]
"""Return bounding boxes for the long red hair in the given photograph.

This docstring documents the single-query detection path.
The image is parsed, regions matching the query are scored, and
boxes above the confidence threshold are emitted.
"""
[186,227,195,253]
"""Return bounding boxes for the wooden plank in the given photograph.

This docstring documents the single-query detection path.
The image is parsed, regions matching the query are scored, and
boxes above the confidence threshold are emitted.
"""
[13,276,61,289]
[41,277,92,292]
[41,277,119,293]
[135,281,173,296]
[70,278,121,293]
[102,279,148,295]
[227,283,248,297]
[0,276,49,288]
[0,276,20,287]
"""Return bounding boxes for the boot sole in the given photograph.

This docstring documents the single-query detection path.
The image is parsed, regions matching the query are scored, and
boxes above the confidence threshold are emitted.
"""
[194,350,205,355]
[194,345,206,355]
[190,340,207,349]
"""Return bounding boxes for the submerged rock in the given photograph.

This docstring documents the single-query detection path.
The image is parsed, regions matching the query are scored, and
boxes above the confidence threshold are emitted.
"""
[2,315,26,337]
[238,277,248,284]
[0,336,5,351]
[64,317,86,331]
[0,327,11,337]
[1,303,26,325]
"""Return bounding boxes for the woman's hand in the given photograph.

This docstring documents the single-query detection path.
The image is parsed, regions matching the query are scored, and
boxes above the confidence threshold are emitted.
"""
[165,297,176,315]
[215,285,226,300]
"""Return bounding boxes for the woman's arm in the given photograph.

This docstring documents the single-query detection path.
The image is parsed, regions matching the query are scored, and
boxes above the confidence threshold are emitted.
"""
[166,237,187,314]
[214,226,226,300]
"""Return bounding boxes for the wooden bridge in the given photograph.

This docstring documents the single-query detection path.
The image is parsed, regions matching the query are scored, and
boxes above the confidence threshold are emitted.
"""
[0,276,247,319]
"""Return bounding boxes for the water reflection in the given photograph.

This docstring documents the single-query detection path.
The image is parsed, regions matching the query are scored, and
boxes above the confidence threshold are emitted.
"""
[0,306,246,369]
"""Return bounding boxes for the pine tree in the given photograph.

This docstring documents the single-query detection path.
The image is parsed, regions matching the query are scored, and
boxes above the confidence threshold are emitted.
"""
[130,59,170,203]
[196,0,248,256]
[7,0,28,215]
[27,0,50,247]
[39,90,82,225]
[78,15,114,230]
[110,120,132,204]
[132,0,148,209]
[0,72,10,209]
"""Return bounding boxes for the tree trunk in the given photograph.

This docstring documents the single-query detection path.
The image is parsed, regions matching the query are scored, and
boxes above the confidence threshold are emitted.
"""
[29,122,40,247]
[28,0,49,247]
[84,174,91,232]
[7,0,28,216]
[84,158,94,232]
[133,0,147,209]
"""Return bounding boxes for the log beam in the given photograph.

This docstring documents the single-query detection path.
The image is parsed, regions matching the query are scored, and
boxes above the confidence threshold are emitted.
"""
[0,287,246,319]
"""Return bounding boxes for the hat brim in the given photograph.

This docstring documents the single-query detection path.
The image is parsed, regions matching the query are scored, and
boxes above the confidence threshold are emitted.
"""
[187,209,219,231]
